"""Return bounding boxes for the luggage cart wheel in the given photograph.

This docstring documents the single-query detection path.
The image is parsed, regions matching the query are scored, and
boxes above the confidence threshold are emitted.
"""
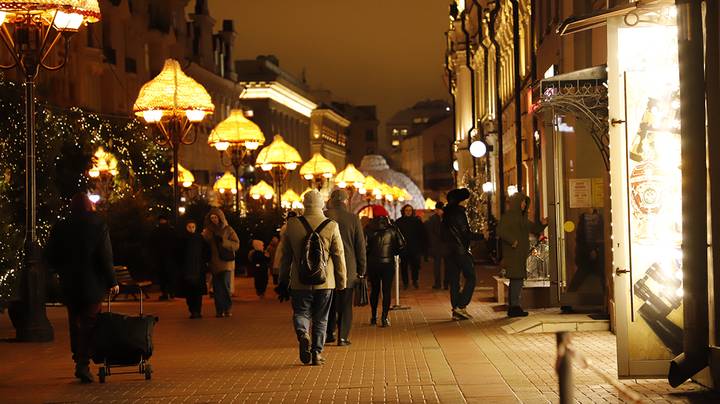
[98,367,107,383]
[144,364,152,380]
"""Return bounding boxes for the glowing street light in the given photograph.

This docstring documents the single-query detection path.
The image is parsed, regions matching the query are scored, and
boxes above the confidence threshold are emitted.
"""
[300,152,337,189]
[255,135,302,208]
[249,180,275,202]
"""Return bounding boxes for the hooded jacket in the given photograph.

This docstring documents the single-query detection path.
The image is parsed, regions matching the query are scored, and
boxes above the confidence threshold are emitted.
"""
[395,204,427,256]
[442,188,482,255]
[201,208,240,274]
[279,190,347,290]
[325,191,367,284]
[365,216,406,266]
[496,193,547,279]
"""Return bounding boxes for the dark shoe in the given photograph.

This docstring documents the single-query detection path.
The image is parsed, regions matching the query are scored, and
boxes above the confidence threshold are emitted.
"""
[311,352,326,366]
[370,316,377,326]
[443,285,449,290]
[325,334,336,343]
[216,312,224,318]
[189,312,202,319]
[457,307,473,319]
[159,294,169,301]
[224,311,232,317]
[432,285,441,290]
[338,339,351,346]
[298,333,312,364]
[452,308,468,321]
[381,317,391,327]
[507,306,529,318]
[75,364,94,383]
[413,281,419,289]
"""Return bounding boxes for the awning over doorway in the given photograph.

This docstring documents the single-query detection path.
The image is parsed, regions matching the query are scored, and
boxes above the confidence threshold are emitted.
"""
[557,0,674,36]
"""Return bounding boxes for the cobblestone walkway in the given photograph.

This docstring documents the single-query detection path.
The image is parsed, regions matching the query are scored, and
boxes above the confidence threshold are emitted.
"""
[0,273,717,403]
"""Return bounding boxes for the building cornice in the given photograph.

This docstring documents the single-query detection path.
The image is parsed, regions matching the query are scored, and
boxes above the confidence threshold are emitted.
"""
[240,81,318,117]
[313,108,351,127]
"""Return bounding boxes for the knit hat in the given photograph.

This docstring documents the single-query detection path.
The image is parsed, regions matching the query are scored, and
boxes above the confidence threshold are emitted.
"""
[303,189,325,211]
[329,189,349,207]
[447,188,471,204]
[371,204,389,218]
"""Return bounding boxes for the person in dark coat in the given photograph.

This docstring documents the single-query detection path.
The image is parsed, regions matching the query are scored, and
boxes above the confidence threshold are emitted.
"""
[425,201,447,289]
[395,204,427,289]
[442,188,483,320]
[497,192,547,317]
[365,205,405,327]
[148,214,176,300]
[202,208,240,318]
[176,219,208,318]
[249,239,270,297]
[325,189,367,346]
[45,193,119,383]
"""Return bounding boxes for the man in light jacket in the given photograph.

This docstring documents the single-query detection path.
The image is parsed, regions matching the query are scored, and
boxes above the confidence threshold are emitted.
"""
[278,190,347,366]
[325,189,367,346]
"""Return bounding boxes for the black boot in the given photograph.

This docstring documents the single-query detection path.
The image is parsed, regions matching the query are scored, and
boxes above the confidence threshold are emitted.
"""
[381,315,391,327]
[297,333,311,365]
[507,306,529,318]
[75,363,94,383]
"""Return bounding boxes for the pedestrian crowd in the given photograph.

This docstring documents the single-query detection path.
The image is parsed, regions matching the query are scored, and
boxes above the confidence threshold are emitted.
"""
[46,185,547,379]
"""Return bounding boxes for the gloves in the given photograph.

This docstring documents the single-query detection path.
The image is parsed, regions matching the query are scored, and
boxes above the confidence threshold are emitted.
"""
[274,281,290,302]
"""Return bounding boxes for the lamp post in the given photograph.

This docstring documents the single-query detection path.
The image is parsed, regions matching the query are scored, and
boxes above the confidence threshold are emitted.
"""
[300,152,336,190]
[133,58,214,224]
[334,163,365,204]
[212,171,239,209]
[1,1,102,342]
[358,175,382,214]
[208,109,265,213]
[87,146,119,207]
[249,180,274,210]
[280,189,303,211]
[255,135,302,211]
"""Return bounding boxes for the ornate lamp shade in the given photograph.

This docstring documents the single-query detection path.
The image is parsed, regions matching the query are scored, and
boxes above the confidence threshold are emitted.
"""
[335,163,365,189]
[169,163,194,188]
[380,183,395,201]
[396,188,412,202]
[281,189,303,209]
[300,153,337,180]
[255,135,302,171]
[213,171,239,194]
[360,175,382,196]
[424,197,437,210]
[208,109,265,151]
[0,1,101,31]
[88,146,118,178]
[132,59,214,123]
[249,180,275,200]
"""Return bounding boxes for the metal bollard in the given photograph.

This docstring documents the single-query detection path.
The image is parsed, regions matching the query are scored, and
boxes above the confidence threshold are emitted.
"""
[556,331,573,404]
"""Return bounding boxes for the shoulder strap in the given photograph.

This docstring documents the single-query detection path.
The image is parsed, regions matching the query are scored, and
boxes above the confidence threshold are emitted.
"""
[315,219,333,233]
[298,216,313,234]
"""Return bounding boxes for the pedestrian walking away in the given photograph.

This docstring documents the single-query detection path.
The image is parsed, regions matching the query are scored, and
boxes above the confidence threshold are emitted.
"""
[44,193,119,383]
[176,219,208,319]
[272,212,297,287]
[395,204,427,289]
[365,205,406,327]
[442,188,483,321]
[425,201,447,289]
[325,189,367,346]
[497,192,547,318]
[148,214,176,300]
[249,239,270,297]
[266,235,280,285]
[202,208,240,318]
[277,190,347,366]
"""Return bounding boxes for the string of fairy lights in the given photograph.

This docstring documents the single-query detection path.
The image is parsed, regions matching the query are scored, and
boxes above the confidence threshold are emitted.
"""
[0,77,171,302]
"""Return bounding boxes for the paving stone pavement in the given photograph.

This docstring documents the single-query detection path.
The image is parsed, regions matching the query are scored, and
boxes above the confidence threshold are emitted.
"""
[1,273,718,403]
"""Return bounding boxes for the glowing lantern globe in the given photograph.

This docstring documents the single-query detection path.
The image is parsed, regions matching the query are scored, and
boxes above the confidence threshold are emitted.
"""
[255,135,302,171]
[213,172,239,194]
[208,109,265,152]
[249,180,275,200]
[300,153,337,180]
[334,163,365,189]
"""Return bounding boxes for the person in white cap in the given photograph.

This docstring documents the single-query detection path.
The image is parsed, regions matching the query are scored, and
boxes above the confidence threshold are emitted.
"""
[277,190,347,366]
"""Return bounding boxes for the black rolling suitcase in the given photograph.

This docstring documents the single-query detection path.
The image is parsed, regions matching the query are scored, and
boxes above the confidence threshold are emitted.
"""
[92,289,157,383]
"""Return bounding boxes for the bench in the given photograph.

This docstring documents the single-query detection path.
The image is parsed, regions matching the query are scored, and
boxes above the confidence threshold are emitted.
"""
[493,275,552,308]
[113,265,151,301]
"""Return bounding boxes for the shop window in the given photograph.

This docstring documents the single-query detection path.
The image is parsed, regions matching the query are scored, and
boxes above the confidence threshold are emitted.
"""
[125,57,137,73]
[103,48,116,65]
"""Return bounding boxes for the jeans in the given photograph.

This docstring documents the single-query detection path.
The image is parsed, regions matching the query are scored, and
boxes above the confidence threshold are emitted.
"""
[369,263,395,318]
[186,295,202,315]
[445,253,476,309]
[432,254,445,288]
[212,271,232,314]
[291,289,333,353]
[66,302,101,366]
[327,287,354,340]
[400,254,421,286]
[509,278,524,308]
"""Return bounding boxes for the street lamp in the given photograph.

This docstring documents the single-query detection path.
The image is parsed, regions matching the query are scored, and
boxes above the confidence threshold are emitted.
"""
[358,175,382,211]
[334,163,365,202]
[249,180,275,209]
[213,171,239,208]
[281,189,303,210]
[171,163,195,189]
[133,58,214,222]
[300,152,336,190]
[0,0,102,342]
[255,135,302,210]
[207,109,265,213]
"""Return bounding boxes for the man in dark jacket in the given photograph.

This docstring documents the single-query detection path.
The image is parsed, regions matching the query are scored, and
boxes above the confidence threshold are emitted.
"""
[443,188,483,320]
[148,214,176,300]
[45,193,118,383]
[497,192,547,317]
[325,189,367,346]
[365,205,406,327]
[175,219,208,319]
[395,204,427,289]
[425,201,447,289]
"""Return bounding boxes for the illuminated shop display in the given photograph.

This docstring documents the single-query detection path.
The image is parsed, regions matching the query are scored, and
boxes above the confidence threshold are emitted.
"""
[618,10,683,363]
